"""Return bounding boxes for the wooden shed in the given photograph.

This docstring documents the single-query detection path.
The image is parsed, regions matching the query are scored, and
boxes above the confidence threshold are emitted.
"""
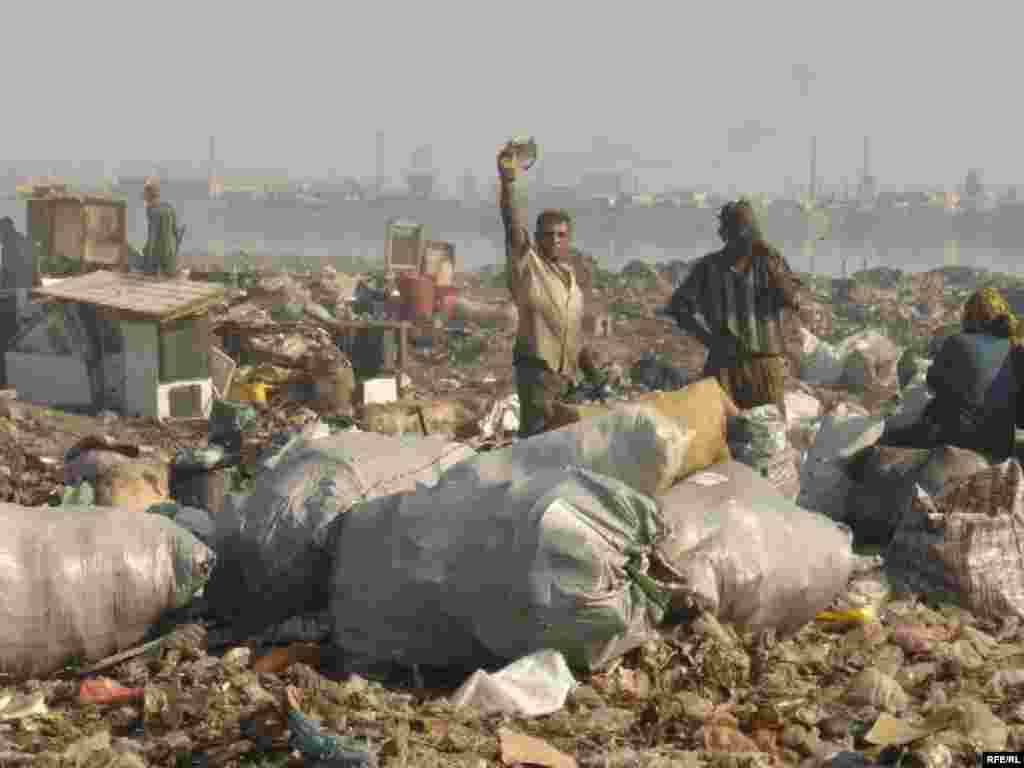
[18,272,227,419]
[25,192,128,273]
[384,219,426,274]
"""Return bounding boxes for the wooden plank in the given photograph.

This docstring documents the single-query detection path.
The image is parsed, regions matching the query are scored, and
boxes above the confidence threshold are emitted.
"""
[208,345,237,399]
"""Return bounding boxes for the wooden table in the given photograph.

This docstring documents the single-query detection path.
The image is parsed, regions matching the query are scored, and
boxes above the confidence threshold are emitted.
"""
[333,319,410,396]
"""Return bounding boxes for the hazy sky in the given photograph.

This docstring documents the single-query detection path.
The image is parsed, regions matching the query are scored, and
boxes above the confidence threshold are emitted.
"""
[6,1,1019,194]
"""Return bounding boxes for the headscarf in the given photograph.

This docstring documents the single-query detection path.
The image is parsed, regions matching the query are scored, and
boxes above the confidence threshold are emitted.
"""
[717,199,763,244]
[962,287,1022,343]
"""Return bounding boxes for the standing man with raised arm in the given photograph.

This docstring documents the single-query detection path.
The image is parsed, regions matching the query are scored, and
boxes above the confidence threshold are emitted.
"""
[497,142,600,438]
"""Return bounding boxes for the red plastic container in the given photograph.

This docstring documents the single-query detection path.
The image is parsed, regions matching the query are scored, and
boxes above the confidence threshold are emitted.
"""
[398,273,436,321]
[435,286,459,319]
[384,295,404,320]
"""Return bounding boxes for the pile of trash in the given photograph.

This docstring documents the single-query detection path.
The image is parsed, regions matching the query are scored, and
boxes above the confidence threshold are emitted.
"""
[5,555,1024,767]
[0,370,895,764]
[6,259,1024,765]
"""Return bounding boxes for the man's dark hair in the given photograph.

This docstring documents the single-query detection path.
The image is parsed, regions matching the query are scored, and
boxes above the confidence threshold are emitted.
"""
[717,199,761,243]
[536,209,573,239]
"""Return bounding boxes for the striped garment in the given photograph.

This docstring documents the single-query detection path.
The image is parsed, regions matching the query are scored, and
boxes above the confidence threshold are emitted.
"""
[669,244,799,365]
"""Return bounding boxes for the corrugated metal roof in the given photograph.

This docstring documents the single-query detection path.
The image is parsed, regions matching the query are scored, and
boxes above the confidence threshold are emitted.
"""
[24,192,126,206]
[32,270,227,321]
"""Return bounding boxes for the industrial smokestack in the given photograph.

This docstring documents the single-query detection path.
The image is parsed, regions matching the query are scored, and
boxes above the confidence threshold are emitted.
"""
[862,136,870,181]
[809,136,817,200]
[375,131,385,193]
[207,136,222,199]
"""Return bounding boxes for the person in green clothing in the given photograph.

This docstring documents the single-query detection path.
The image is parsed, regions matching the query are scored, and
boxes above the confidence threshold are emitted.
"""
[142,177,182,276]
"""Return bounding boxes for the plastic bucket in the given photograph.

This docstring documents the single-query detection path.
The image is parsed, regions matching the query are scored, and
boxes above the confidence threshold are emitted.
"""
[398,273,435,321]
[435,286,459,319]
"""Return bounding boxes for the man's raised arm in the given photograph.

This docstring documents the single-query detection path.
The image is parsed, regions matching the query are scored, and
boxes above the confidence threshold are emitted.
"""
[498,146,530,291]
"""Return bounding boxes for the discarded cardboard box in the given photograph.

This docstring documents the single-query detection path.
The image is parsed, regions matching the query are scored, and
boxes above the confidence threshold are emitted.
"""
[361,376,398,405]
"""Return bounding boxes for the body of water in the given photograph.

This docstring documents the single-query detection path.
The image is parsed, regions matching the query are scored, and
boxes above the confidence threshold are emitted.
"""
[3,197,1022,279]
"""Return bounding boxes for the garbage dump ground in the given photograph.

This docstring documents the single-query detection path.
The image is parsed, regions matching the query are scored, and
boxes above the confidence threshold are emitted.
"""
[4,261,1024,766]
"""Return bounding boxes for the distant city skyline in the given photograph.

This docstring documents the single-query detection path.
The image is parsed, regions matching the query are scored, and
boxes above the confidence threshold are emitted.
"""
[3,159,1013,202]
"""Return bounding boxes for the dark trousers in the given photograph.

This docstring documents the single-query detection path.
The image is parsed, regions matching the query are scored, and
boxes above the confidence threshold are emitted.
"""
[515,362,571,439]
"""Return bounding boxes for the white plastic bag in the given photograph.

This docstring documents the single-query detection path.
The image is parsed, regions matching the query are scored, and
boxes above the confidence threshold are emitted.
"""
[451,650,576,717]
[837,330,902,391]
[478,394,521,439]
[784,391,823,424]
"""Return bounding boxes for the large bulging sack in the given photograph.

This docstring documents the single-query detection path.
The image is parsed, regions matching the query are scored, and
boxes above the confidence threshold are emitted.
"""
[63,448,131,486]
[843,444,989,548]
[838,330,902,391]
[634,379,737,479]
[797,404,885,519]
[886,460,1024,620]
[784,390,823,424]
[331,467,670,671]
[0,504,213,680]
[547,380,732,482]
[656,461,854,635]
[885,381,934,432]
[439,403,693,498]
[94,458,171,513]
[205,432,475,633]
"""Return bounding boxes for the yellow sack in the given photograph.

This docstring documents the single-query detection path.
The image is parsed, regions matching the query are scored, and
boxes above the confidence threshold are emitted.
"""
[634,378,738,479]
[94,459,170,513]
[549,377,738,480]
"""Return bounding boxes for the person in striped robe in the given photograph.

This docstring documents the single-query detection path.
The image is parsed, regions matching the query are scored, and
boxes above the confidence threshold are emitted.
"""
[666,200,802,417]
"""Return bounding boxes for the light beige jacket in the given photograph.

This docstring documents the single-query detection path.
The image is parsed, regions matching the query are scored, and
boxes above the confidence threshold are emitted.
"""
[507,236,584,379]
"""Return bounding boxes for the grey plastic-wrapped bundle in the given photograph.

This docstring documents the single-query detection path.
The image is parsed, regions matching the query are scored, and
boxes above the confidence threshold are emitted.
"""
[0,504,213,680]
[797,403,885,520]
[205,431,475,634]
[656,461,855,636]
[331,467,670,671]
